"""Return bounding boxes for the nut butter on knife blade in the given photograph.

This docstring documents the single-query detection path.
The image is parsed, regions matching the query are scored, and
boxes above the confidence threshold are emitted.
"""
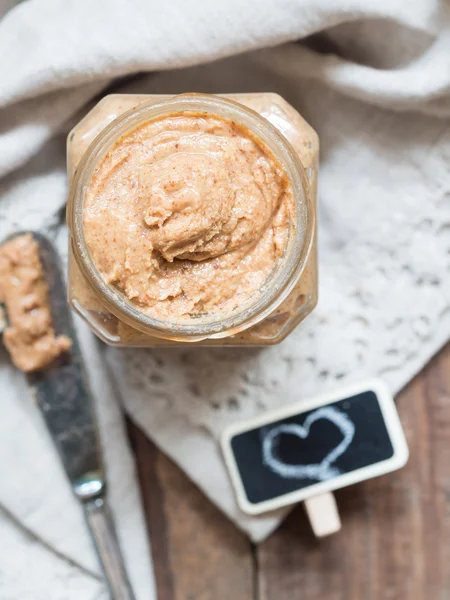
[0,231,135,600]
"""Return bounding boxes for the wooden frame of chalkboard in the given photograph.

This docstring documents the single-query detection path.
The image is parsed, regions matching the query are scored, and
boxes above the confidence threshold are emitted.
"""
[221,379,409,515]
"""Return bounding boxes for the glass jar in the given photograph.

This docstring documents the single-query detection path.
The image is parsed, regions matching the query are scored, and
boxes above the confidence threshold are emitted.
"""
[67,93,319,346]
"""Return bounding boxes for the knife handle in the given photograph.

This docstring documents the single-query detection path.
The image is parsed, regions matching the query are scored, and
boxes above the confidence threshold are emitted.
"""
[83,497,135,600]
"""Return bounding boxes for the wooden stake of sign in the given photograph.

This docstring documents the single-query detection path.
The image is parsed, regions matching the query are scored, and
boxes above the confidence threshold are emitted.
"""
[304,492,341,537]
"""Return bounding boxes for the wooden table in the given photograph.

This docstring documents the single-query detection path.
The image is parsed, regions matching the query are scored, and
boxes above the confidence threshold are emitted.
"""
[127,343,450,600]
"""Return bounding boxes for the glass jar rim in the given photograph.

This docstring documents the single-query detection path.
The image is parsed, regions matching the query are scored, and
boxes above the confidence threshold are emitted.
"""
[67,93,314,341]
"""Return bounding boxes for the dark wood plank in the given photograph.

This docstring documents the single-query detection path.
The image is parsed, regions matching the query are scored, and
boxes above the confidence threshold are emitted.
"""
[129,343,450,599]
[127,423,175,599]
[257,343,450,600]
[128,422,255,600]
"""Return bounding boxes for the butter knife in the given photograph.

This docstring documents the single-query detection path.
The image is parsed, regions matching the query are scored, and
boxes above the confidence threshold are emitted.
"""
[3,232,135,600]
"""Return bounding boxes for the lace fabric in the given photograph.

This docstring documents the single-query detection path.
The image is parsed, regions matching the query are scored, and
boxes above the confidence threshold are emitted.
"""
[105,78,450,540]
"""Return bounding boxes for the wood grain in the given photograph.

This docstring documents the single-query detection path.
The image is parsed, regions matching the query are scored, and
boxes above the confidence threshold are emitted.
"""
[257,343,450,600]
[128,342,450,600]
[128,423,254,600]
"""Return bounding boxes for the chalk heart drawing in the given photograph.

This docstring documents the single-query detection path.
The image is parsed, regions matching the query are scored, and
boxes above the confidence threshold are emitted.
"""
[262,407,356,482]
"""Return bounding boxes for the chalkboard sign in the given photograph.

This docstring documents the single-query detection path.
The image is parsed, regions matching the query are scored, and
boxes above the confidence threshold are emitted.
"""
[221,380,408,515]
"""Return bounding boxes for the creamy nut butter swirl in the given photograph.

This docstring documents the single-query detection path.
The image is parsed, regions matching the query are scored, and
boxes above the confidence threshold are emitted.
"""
[83,112,294,321]
[0,234,72,371]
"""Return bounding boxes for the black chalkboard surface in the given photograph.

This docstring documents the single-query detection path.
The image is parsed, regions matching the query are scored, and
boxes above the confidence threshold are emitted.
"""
[222,380,408,514]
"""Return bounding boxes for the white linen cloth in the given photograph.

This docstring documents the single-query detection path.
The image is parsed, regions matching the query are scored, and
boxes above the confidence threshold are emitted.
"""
[1,0,450,597]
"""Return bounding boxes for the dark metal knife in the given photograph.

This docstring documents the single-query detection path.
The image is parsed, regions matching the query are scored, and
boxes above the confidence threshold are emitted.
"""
[3,232,135,600]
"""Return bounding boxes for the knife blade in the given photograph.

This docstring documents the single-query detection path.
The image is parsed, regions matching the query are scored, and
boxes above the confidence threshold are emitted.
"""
[26,232,104,498]
[1,232,135,600]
